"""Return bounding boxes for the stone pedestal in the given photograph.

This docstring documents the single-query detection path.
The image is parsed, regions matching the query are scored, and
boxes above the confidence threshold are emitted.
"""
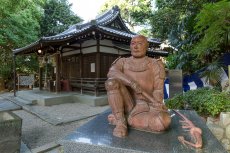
[168,70,183,98]
[60,109,227,153]
[0,111,22,153]
[207,112,230,151]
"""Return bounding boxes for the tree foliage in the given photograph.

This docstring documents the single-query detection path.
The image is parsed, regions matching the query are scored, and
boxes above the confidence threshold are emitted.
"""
[0,0,43,79]
[0,0,42,49]
[100,0,153,32]
[191,1,230,88]
[192,0,230,61]
[151,0,224,74]
[151,0,211,40]
[40,0,82,36]
[154,0,229,86]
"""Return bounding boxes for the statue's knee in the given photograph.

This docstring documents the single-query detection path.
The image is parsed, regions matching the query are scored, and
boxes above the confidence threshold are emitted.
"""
[105,79,120,91]
[148,111,171,131]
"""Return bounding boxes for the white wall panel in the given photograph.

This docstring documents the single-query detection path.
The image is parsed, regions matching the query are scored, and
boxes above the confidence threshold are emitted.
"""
[82,40,96,47]
[100,46,118,54]
[100,39,113,46]
[82,46,96,54]
[118,50,130,55]
[62,50,80,56]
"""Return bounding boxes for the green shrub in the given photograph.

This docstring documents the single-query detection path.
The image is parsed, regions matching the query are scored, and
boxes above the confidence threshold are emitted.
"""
[164,93,184,109]
[165,88,230,117]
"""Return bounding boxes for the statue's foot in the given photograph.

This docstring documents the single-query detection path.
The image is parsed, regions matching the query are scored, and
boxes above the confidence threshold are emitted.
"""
[113,121,127,138]
[108,114,117,125]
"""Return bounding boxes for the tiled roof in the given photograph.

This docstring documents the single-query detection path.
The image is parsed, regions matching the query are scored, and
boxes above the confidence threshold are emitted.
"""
[13,6,161,55]
[41,6,132,41]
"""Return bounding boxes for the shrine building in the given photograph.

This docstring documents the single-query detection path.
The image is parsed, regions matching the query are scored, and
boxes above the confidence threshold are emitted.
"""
[13,6,168,96]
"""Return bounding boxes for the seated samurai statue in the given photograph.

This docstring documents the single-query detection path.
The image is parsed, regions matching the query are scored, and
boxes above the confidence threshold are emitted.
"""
[105,35,171,138]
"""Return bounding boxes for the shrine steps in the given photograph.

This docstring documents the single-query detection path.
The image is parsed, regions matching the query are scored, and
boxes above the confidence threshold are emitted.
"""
[15,89,108,106]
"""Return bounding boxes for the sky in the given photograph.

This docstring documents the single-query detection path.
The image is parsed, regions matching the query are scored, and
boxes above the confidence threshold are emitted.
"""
[68,0,107,22]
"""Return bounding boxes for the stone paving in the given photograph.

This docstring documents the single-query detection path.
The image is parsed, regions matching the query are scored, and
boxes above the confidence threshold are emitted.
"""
[0,91,109,153]
[22,103,109,125]
[0,96,21,111]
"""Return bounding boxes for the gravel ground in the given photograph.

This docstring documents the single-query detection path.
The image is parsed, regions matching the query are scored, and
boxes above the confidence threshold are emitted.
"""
[13,109,95,150]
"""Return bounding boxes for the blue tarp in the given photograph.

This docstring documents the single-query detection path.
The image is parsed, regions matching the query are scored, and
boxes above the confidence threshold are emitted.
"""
[164,53,230,99]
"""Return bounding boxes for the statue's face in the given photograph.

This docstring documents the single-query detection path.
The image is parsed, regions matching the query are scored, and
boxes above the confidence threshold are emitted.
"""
[130,35,148,58]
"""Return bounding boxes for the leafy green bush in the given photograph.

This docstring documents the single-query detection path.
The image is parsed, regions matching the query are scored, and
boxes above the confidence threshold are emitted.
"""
[164,93,184,109]
[165,88,230,117]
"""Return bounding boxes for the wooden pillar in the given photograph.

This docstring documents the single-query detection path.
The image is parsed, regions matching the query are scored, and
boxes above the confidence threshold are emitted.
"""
[13,54,16,96]
[95,39,100,96]
[39,67,43,90]
[80,43,83,78]
[96,39,100,78]
[95,78,99,96]
[55,53,61,92]
[60,52,63,79]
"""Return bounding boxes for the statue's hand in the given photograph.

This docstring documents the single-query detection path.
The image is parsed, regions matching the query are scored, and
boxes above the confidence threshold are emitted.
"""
[130,81,142,94]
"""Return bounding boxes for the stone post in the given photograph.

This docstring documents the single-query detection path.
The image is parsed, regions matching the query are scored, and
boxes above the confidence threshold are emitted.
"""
[228,65,230,88]
[168,69,183,98]
[0,111,22,153]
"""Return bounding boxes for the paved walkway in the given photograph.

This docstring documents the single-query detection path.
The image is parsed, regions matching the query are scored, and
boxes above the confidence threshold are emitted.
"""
[5,93,109,125]
[0,91,109,153]
[0,96,21,111]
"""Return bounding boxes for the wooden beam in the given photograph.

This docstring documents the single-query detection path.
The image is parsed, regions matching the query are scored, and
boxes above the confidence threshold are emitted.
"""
[96,39,100,78]
[80,43,83,78]
[39,67,43,90]
[13,54,16,96]
[55,53,61,92]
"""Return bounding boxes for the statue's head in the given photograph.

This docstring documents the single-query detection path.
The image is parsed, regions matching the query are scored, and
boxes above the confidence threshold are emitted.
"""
[130,35,149,58]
